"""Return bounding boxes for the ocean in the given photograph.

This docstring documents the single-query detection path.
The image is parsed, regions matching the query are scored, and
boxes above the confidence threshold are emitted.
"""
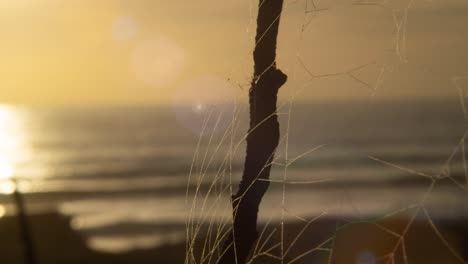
[0,99,467,253]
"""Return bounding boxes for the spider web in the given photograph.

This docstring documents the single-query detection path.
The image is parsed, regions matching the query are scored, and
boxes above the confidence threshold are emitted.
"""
[185,0,468,263]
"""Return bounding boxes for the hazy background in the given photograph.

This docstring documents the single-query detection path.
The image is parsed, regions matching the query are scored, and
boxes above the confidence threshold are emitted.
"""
[0,1,468,263]
[1,0,468,106]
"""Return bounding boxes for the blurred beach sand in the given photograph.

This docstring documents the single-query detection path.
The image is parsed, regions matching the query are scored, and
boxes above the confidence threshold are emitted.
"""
[0,212,466,263]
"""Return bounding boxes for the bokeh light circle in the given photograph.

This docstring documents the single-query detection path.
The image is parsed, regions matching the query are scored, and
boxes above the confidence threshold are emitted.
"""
[0,180,15,195]
[173,76,237,135]
[131,36,185,87]
[112,16,138,42]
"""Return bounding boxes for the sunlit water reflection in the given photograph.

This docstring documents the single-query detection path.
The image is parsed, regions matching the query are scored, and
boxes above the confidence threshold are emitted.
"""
[0,106,29,194]
[0,205,5,218]
[0,101,466,253]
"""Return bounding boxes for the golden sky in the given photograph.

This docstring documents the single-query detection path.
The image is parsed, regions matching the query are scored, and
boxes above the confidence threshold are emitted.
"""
[0,0,467,106]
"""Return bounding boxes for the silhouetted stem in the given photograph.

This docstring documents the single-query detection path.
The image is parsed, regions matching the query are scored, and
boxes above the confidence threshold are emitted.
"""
[219,0,287,263]
[12,179,37,264]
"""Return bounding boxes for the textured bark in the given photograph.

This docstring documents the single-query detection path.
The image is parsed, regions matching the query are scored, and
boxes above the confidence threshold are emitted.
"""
[219,1,287,263]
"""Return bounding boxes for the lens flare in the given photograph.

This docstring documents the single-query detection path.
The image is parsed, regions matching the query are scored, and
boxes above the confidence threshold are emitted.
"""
[172,75,237,134]
[131,36,185,87]
[112,16,138,42]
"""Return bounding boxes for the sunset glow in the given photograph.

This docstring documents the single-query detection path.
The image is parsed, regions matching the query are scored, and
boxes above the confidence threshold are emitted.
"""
[1,1,465,106]
[0,1,467,262]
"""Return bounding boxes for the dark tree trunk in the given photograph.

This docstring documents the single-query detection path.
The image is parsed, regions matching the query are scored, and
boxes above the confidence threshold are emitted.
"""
[219,1,287,263]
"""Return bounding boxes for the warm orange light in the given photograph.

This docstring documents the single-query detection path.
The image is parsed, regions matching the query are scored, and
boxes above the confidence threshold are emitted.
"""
[0,205,5,218]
